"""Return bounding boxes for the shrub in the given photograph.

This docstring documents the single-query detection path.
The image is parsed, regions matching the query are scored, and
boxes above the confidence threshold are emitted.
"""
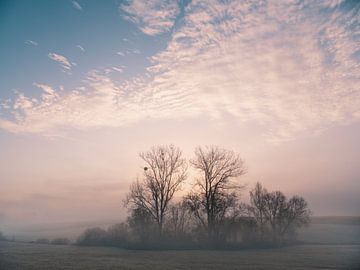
[106,223,129,247]
[76,227,107,246]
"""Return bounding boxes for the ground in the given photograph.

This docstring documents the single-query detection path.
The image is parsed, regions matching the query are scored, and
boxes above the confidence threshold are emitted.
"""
[1,241,360,270]
[1,218,360,269]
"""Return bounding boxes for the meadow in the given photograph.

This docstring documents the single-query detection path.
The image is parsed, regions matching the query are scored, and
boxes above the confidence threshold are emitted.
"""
[1,217,359,270]
[1,241,360,270]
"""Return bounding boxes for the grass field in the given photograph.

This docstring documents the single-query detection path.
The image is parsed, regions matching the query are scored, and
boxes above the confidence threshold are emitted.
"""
[1,241,360,270]
[1,218,359,269]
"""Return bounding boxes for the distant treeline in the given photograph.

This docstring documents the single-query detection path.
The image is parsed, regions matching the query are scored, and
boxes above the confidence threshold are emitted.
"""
[76,145,311,249]
[33,238,70,245]
[0,235,70,245]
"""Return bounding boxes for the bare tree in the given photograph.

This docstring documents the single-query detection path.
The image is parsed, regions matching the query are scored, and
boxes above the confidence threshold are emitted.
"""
[249,184,311,244]
[264,191,287,243]
[278,196,311,240]
[166,201,191,238]
[249,182,269,241]
[187,146,246,241]
[125,145,187,237]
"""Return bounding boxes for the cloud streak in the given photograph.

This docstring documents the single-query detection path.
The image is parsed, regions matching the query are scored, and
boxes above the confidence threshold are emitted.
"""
[72,1,82,11]
[76,45,85,52]
[1,0,359,142]
[25,40,38,46]
[48,52,74,72]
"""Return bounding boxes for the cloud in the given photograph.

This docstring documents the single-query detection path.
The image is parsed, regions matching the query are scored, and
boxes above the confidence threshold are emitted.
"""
[1,0,359,142]
[48,52,73,72]
[143,0,360,141]
[25,40,38,46]
[112,67,124,73]
[72,1,82,11]
[76,45,85,52]
[0,71,147,134]
[120,0,180,35]
[33,83,58,98]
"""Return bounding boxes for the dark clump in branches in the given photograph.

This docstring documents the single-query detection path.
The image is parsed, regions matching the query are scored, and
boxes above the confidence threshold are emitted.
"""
[77,145,311,250]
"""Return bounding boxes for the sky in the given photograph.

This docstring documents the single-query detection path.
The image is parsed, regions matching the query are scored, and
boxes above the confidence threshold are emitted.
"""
[0,0,360,236]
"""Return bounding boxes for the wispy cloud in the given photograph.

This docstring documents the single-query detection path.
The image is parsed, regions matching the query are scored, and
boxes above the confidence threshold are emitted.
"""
[72,1,82,11]
[1,1,359,142]
[48,52,73,72]
[76,45,85,52]
[25,40,38,46]
[111,67,124,73]
[120,0,180,35]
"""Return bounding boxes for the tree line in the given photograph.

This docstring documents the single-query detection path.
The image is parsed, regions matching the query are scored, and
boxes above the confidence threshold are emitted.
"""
[77,145,311,249]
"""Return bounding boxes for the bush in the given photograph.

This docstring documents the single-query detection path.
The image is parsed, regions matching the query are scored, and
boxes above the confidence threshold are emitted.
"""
[76,227,108,246]
[106,223,129,247]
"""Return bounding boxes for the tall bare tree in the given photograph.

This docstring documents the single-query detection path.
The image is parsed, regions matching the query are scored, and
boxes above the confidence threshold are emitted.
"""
[249,182,268,241]
[264,191,287,242]
[125,145,187,237]
[186,146,246,241]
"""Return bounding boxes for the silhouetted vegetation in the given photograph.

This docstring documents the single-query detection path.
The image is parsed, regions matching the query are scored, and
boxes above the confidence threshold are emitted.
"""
[77,227,108,246]
[185,146,246,246]
[77,145,311,249]
[248,182,311,245]
[125,145,187,238]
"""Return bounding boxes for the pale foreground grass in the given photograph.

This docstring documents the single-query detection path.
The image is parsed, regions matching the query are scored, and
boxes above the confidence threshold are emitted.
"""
[0,241,359,270]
